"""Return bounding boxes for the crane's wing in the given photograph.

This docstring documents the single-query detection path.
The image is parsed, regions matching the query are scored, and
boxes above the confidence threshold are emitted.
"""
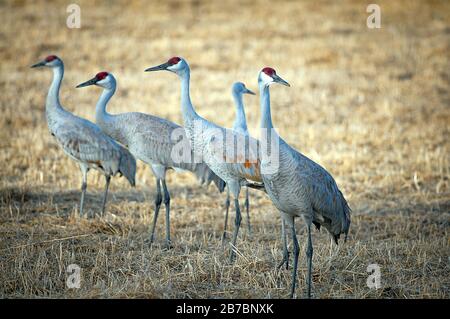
[293,150,351,241]
[133,118,194,168]
[52,118,121,171]
[206,128,262,183]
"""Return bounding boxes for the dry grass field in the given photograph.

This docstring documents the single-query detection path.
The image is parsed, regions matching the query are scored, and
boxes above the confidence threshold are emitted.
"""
[0,0,449,298]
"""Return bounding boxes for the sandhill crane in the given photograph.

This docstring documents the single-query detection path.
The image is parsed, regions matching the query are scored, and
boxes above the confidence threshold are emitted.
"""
[31,56,136,217]
[256,67,351,298]
[222,82,255,242]
[145,57,264,261]
[76,71,225,247]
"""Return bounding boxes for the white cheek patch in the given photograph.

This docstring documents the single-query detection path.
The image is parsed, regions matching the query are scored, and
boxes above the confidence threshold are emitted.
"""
[96,78,108,86]
[167,61,181,72]
[260,72,274,86]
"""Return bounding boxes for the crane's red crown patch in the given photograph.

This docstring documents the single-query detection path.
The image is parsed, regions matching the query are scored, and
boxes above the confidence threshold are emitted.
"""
[262,67,276,76]
[45,55,58,62]
[168,57,181,65]
[96,72,109,80]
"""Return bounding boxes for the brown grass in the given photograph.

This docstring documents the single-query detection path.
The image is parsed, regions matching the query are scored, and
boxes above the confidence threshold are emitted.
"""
[0,0,449,298]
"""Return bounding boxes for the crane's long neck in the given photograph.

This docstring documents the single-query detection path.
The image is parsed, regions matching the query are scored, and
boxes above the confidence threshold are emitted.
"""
[259,83,274,130]
[95,85,115,125]
[46,64,65,115]
[259,82,283,157]
[180,69,199,124]
[232,92,248,132]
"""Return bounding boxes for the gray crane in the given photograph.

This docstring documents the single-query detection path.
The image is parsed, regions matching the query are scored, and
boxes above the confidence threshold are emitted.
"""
[145,57,263,261]
[256,67,351,298]
[76,71,225,247]
[31,56,136,217]
[222,82,255,242]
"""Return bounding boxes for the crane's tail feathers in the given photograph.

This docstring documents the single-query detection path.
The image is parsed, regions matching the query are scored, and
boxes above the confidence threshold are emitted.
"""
[341,191,351,243]
[333,234,340,245]
[312,221,321,231]
[213,177,226,193]
[120,151,137,187]
[193,163,225,193]
[335,191,351,244]
[317,190,351,245]
[243,181,266,193]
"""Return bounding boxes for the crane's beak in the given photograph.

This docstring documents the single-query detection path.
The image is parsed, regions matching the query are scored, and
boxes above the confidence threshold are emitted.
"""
[76,77,97,88]
[145,62,170,72]
[244,88,256,95]
[31,60,46,68]
[273,74,290,87]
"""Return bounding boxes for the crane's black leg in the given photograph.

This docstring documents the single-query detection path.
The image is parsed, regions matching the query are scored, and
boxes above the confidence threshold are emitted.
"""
[80,182,87,217]
[222,188,230,244]
[278,218,290,270]
[290,218,300,298]
[305,223,313,299]
[79,166,89,218]
[161,179,172,249]
[229,198,242,262]
[245,187,251,235]
[100,175,111,217]
[329,237,334,260]
[149,179,162,244]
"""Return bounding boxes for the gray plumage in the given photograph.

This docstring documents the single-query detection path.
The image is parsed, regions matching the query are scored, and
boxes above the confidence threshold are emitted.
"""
[101,111,223,188]
[77,72,224,246]
[51,115,136,186]
[222,82,255,242]
[31,56,136,217]
[257,67,350,298]
[264,141,351,240]
[145,58,263,262]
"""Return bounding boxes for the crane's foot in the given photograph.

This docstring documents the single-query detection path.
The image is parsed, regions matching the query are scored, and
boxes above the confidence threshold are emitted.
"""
[221,232,228,246]
[78,205,86,218]
[143,237,155,249]
[92,211,102,219]
[163,239,174,250]
[229,246,238,263]
[290,276,298,299]
[277,251,290,270]
[86,211,94,219]
[148,233,156,246]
